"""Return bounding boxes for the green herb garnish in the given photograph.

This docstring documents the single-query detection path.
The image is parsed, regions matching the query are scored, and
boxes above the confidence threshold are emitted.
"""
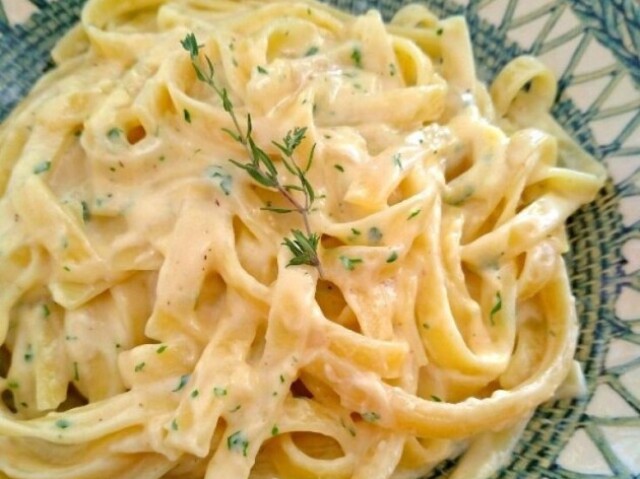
[33,161,51,174]
[172,374,190,392]
[351,47,363,68]
[490,291,502,325]
[182,33,323,276]
[361,411,380,422]
[339,255,363,271]
[227,430,249,456]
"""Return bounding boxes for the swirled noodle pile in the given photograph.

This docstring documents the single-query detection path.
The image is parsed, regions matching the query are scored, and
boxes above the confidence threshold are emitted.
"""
[0,1,606,478]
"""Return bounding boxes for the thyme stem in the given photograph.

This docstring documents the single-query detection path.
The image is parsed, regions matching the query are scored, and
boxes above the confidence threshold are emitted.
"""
[181,33,323,277]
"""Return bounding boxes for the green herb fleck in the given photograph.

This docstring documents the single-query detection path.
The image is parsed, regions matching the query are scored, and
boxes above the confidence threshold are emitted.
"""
[386,251,398,263]
[271,424,279,436]
[107,128,122,140]
[134,362,146,372]
[227,430,249,456]
[351,47,363,68]
[408,209,421,220]
[184,109,192,123]
[55,419,71,429]
[7,380,18,389]
[436,28,443,36]
[156,345,168,354]
[173,374,190,392]
[24,344,33,363]
[389,63,396,76]
[523,80,532,92]
[351,228,361,236]
[257,65,268,74]
[33,161,51,174]
[81,201,91,223]
[422,322,430,330]
[368,227,383,244]
[63,266,71,272]
[334,164,344,172]
[42,304,51,318]
[73,362,80,381]
[205,165,233,196]
[431,395,442,402]
[339,255,363,271]
[361,411,380,423]
[213,387,227,397]
[392,153,402,169]
[489,291,502,325]
[279,374,285,383]
[190,389,200,398]
[305,46,319,56]
[171,419,178,431]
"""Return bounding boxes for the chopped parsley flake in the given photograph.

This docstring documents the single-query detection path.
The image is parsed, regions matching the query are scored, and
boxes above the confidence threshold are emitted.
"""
[134,362,146,372]
[42,304,50,318]
[361,411,380,423]
[24,344,33,363]
[107,127,122,140]
[33,161,51,174]
[55,419,71,429]
[271,425,279,436]
[350,228,361,236]
[431,395,442,402]
[257,65,268,74]
[190,389,200,398]
[213,387,227,397]
[408,209,421,220]
[368,227,383,244]
[171,419,178,431]
[386,251,398,263]
[7,380,18,389]
[173,374,190,392]
[73,362,80,381]
[389,63,396,76]
[339,255,363,271]
[156,345,168,354]
[392,153,403,169]
[227,430,249,456]
[305,46,319,56]
[490,292,502,325]
[351,47,363,68]
[206,165,233,196]
[436,28,443,36]
[184,108,192,123]
[81,201,91,222]
[334,164,345,172]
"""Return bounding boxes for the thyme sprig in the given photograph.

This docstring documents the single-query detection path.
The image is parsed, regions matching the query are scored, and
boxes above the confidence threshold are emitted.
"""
[181,33,323,276]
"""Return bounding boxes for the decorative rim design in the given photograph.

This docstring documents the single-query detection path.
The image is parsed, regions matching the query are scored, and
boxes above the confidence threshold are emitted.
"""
[0,0,638,477]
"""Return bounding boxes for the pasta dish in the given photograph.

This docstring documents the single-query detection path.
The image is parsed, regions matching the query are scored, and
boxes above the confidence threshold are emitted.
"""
[0,0,606,478]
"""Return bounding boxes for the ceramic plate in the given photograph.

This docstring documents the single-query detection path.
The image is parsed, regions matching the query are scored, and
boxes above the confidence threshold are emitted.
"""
[1,0,639,477]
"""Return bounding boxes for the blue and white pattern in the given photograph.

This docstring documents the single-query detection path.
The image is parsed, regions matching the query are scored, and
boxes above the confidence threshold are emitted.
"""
[0,0,638,477]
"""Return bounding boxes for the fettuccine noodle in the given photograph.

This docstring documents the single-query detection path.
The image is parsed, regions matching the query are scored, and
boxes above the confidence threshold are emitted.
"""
[0,1,606,478]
